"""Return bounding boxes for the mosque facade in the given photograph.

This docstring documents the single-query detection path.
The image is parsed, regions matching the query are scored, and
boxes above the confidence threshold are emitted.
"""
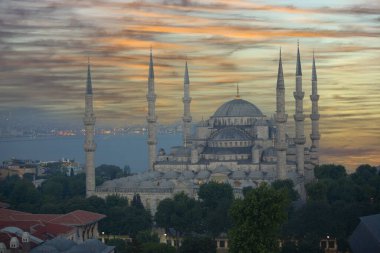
[88,45,320,213]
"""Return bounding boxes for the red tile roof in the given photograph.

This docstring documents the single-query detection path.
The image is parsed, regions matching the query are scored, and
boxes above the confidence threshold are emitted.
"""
[49,210,106,226]
[0,208,105,226]
[0,208,29,220]
[0,208,105,241]
[0,220,75,241]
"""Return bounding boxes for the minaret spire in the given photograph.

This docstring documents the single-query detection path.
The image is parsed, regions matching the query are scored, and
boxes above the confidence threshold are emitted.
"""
[275,48,287,180]
[236,83,240,98]
[86,61,93,95]
[84,60,96,197]
[182,61,192,147]
[296,40,302,76]
[294,42,306,176]
[147,49,157,171]
[277,48,284,88]
[310,51,320,167]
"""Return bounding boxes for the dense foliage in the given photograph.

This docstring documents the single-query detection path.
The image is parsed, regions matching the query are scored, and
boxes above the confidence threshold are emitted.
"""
[179,236,216,253]
[0,166,151,237]
[155,182,234,237]
[281,164,380,252]
[229,183,290,253]
[2,163,380,252]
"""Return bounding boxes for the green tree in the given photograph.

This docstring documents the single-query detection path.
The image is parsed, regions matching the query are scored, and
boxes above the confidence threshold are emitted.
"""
[198,182,234,236]
[314,164,347,180]
[179,236,216,253]
[136,230,160,244]
[41,180,64,201]
[106,194,129,207]
[107,239,128,253]
[131,194,144,209]
[124,164,131,176]
[306,181,328,202]
[272,179,299,201]
[100,195,151,237]
[141,242,176,253]
[0,175,21,200]
[155,193,203,235]
[9,179,41,212]
[229,183,289,253]
[96,164,124,181]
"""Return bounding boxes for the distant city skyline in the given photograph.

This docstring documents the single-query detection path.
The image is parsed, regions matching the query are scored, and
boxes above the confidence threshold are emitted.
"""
[0,0,379,169]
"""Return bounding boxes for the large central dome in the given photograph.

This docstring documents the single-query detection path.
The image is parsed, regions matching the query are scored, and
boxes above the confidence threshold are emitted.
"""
[213,99,263,117]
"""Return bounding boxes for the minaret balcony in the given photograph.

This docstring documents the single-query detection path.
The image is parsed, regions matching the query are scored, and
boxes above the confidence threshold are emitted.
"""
[310,114,320,120]
[294,137,306,145]
[146,116,157,123]
[293,113,305,121]
[293,91,304,100]
[274,114,288,123]
[84,143,96,152]
[182,97,192,103]
[310,133,321,140]
[146,94,157,101]
[310,94,319,101]
[147,140,157,145]
[83,117,96,125]
[183,116,192,122]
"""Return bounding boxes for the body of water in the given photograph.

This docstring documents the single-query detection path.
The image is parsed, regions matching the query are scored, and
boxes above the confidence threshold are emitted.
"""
[0,134,181,173]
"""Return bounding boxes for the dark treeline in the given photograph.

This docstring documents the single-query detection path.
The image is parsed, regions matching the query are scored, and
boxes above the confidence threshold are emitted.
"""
[281,164,380,253]
[1,163,380,252]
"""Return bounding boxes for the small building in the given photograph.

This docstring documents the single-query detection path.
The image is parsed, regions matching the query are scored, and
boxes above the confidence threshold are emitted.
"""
[0,208,106,244]
[349,213,380,253]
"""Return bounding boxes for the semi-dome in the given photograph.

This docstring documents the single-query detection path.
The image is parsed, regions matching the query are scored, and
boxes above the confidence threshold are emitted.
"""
[211,127,251,141]
[213,99,263,117]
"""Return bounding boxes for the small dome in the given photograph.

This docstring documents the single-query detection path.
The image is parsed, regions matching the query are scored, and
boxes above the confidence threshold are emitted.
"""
[213,165,231,174]
[10,237,19,249]
[231,170,247,179]
[211,127,251,141]
[248,170,263,179]
[44,237,76,251]
[22,232,30,242]
[171,146,191,157]
[139,181,155,188]
[83,239,106,252]
[158,180,175,188]
[180,171,194,180]
[162,171,179,179]
[213,99,263,117]
[159,148,166,155]
[0,242,6,249]
[30,245,59,253]
[196,170,210,179]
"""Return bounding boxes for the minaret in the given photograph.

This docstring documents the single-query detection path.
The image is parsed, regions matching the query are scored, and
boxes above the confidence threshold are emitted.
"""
[83,60,96,197]
[182,62,192,147]
[147,49,157,171]
[294,42,306,176]
[310,52,320,165]
[275,49,288,179]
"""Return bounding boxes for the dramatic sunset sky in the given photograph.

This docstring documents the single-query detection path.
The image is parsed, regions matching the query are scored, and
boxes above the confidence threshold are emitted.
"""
[0,0,379,170]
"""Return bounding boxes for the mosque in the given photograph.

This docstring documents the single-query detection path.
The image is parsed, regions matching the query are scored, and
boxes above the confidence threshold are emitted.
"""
[84,45,321,213]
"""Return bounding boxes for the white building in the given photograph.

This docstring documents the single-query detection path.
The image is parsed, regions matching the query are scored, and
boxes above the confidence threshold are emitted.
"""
[93,45,321,213]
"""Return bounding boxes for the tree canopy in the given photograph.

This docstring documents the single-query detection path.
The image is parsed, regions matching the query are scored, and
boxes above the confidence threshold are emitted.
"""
[198,182,234,236]
[229,183,290,253]
[155,192,203,234]
[179,236,216,253]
